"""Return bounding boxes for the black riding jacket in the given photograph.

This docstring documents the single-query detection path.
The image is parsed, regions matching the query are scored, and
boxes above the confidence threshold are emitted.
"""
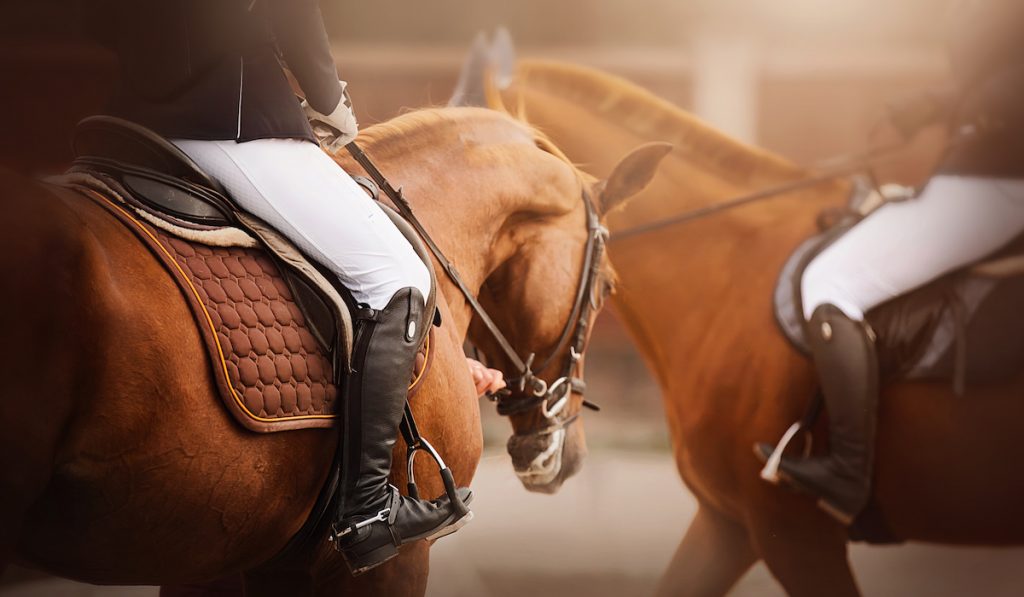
[938,1,1024,177]
[92,0,341,143]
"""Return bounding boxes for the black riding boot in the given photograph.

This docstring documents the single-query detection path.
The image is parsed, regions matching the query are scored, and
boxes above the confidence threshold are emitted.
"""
[758,304,879,524]
[332,287,472,575]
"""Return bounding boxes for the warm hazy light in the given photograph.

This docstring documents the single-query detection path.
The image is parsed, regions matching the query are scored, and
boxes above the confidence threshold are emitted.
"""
[748,0,874,32]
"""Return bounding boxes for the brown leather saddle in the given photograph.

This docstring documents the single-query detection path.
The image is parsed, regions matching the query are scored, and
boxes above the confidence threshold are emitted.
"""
[775,203,1024,394]
[64,116,437,432]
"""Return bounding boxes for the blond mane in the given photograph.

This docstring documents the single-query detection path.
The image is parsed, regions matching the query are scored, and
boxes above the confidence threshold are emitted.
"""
[510,60,810,183]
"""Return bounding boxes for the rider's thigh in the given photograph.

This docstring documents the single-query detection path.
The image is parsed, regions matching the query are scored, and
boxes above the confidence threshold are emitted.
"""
[802,175,1024,320]
[171,138,431,309]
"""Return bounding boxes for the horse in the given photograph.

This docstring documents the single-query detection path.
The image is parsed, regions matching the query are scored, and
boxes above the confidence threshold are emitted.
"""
[0,106,665,596]
[453,46,1024,596]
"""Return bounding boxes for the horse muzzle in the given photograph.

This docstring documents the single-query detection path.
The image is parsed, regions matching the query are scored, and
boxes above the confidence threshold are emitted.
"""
[507,426,585,493]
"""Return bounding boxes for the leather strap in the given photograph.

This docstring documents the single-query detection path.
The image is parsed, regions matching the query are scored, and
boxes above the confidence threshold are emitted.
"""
[347,142,532,376]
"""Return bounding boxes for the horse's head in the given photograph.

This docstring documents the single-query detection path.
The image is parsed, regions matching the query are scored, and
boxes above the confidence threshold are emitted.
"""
[470,136,671,494]
[449,39,676,491]
[346,107,669,493]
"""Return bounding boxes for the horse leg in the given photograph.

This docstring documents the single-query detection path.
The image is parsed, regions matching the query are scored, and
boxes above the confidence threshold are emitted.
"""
[747,505,859,597]
[654,505,758,597]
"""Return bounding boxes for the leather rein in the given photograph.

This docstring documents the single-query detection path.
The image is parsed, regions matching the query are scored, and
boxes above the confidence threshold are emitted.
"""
[344,142,607,432]
[609,139,930,242]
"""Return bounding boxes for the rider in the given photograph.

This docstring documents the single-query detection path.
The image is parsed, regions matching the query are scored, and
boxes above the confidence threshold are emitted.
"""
[93,0,503,572]
[761,0,1024,524]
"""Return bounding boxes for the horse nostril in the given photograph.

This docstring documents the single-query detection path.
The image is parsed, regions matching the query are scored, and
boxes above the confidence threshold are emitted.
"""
[507,433,551,470]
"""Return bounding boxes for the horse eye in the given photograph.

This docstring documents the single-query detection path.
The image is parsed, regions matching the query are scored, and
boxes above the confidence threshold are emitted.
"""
[591,279,613,309]
[601,279,615,298]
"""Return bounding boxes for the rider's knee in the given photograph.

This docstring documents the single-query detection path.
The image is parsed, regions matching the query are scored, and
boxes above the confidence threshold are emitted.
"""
[403,255,432,306]
[360,247,431,310]
[801,261,865,322]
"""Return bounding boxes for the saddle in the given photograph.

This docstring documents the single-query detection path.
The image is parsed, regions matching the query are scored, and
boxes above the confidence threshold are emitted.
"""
[61,116,438,432]
[775,183,1024,393]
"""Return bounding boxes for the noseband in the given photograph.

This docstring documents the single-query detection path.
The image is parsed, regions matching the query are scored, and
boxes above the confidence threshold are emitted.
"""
[346,143,608,434]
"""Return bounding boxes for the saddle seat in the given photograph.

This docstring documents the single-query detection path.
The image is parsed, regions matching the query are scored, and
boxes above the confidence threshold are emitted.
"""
[63,116,438,432]
[775,191,1024,393]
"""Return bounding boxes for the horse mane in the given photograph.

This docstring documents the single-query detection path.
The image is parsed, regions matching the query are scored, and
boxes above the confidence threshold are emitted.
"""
[357,106,561,161]
[511,60,811,183]
[357,107,503,152]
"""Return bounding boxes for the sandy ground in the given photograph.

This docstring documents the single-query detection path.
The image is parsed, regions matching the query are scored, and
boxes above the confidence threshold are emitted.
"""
[5,450,1024,596]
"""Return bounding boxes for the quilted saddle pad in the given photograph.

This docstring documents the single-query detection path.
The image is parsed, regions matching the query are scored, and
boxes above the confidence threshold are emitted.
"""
[83,186,338,431]
[75,184,434,433]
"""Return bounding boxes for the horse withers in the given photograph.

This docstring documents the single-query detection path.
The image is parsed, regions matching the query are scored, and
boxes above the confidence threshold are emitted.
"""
[0,106,664,595]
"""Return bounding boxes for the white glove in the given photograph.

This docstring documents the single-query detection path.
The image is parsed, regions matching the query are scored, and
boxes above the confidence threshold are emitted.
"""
[302,80,358,152]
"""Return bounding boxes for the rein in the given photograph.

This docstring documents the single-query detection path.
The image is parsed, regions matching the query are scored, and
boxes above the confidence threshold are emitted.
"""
[344,142,605,429]
[611,140,923,242]
[612,163,867,242]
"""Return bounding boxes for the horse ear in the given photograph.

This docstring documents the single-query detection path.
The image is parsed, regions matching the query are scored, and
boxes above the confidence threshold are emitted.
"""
[595,142,673,215]
[450,28,518,107]
[490,27,517,88]
[449,31,492,107]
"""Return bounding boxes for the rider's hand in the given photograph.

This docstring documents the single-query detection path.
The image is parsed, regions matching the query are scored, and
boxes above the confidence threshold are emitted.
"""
[303,81,358,152]
[882,89,955,141]
[466,358,506,397]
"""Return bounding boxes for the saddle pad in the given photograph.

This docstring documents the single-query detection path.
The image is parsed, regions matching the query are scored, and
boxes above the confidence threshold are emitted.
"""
[80,187,338,431]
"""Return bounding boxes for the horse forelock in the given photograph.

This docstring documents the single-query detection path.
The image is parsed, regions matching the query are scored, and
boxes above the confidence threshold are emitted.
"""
[510,60,810,184]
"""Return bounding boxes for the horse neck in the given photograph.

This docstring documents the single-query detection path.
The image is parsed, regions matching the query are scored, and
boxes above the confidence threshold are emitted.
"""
[609,154,846,390]
[611,186,836,396]
[333,148,531,340]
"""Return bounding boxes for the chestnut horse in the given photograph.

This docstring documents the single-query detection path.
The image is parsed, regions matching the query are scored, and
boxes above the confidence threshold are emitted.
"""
[455,51,1024,596]
[0,107,661,595]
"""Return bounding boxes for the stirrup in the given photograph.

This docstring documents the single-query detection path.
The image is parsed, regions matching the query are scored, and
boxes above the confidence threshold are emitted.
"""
[401,404,471,518]
[758,421,814,484]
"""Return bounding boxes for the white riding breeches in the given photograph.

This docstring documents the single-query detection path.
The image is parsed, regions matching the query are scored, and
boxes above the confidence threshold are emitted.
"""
[171,138,431,310]
[802,175,1024,321]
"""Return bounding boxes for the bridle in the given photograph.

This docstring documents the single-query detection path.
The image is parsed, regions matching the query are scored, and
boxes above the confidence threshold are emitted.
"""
[488,184,608,429]
[345,142,609,435]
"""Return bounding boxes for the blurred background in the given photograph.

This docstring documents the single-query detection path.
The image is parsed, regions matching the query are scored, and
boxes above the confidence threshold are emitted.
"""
[3,1,1023,595]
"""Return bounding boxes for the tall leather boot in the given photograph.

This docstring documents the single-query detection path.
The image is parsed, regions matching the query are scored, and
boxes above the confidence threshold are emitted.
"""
[758,304,879,524]
[331,287,472,575]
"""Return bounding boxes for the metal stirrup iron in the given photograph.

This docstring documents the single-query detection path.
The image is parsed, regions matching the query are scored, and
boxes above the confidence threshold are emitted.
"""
[399,403,470,517]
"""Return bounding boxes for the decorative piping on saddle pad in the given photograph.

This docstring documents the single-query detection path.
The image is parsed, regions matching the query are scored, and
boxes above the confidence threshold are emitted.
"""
[47,172,259,248]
